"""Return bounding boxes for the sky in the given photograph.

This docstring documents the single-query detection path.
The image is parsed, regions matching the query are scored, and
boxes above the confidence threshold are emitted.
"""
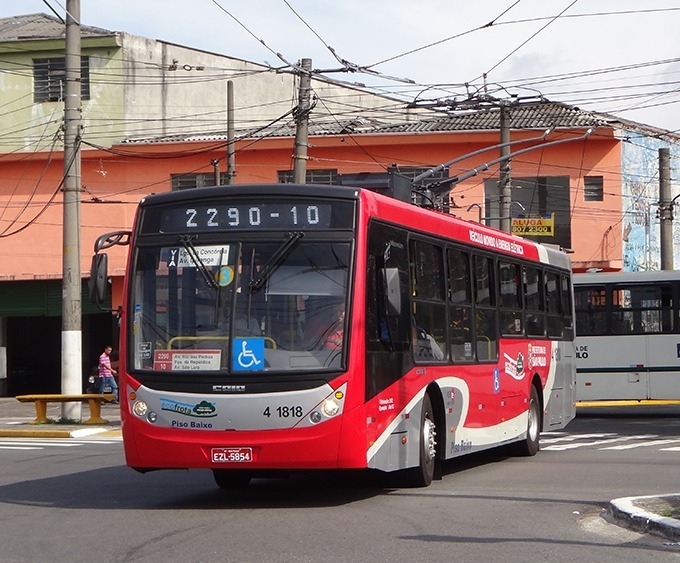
[2,0,680,133]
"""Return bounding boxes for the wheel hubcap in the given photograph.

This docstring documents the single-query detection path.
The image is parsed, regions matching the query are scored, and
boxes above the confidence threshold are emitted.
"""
[423,416,437,462]
[528,399,539,440]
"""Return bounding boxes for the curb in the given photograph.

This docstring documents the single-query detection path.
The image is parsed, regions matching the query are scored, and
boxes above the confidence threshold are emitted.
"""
[0,426,121,439]
[608,495,680,541]
[577,400,680,407]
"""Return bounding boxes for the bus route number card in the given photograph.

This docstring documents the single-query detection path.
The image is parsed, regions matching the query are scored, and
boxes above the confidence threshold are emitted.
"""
[211,447,253,463]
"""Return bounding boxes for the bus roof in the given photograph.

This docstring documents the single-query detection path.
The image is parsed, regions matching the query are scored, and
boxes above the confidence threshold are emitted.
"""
[138,183,572,271]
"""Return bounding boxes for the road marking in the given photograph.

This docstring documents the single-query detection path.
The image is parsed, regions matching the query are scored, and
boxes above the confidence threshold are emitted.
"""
[601,438,680,450]
[0,438,121,450]
[543,435,657,451]
[542,432,617,443]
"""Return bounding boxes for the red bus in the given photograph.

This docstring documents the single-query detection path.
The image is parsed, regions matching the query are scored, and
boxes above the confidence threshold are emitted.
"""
[91,183,576,488]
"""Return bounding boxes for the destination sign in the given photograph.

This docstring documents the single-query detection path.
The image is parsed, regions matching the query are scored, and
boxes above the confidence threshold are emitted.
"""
[141,200,355,233]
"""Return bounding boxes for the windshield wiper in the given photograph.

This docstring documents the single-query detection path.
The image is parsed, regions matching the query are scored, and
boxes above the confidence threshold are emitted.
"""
[249,231,304,292]
[179,235,218,289]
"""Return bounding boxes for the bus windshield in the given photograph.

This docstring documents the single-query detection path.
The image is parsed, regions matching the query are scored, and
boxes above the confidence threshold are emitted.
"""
[129,237,352,374]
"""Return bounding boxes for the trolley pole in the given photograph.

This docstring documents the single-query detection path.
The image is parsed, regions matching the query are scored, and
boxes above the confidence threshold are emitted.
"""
[658,148,673,270]
[62,0,83,421]
[293,58,312,184]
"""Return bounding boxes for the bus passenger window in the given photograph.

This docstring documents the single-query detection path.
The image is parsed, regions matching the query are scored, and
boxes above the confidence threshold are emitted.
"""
[524,266,545,337]
[412,303,446,362]
[475,308,498,361]
[450,306,473,360]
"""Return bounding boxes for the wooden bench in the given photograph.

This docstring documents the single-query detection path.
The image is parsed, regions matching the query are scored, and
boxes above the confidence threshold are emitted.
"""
[15,394,117,425]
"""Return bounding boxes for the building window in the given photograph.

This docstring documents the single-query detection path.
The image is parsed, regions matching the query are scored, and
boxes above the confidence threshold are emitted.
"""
[33,57,90,103]
[584,176,604,201]
[171,172,226,191]
[277,169,339,184]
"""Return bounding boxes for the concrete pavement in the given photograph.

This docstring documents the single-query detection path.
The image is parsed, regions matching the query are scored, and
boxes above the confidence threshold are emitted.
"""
[0,396,679,540]
[0,396,121,438]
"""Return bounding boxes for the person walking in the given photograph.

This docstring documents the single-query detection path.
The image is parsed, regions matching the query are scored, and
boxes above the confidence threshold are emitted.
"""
[98,345,119,403]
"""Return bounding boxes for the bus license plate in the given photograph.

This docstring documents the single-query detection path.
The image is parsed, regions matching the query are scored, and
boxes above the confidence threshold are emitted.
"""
[211,447,253,463]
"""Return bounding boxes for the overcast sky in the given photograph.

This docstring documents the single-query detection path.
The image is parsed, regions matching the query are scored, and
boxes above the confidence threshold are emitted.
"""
[2,1,679,133]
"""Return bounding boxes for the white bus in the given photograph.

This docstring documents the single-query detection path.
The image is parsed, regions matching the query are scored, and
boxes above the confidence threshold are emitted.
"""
[574,270,680,401]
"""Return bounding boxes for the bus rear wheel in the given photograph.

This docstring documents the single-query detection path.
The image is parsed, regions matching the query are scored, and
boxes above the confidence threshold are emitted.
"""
[511,385,540,456]
[404,393,437,487]
[212,469,252,489]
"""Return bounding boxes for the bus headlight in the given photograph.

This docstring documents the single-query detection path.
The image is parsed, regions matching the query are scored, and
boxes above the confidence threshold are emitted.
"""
[322,399,339,417]
[132,400,148,417]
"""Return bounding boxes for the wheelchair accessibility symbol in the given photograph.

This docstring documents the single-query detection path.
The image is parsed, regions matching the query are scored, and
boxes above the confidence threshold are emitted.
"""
[232,338,265,371]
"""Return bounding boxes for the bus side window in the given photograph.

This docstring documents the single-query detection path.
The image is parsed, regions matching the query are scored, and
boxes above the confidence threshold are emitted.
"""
[410,239,446,363]
[524,266,545,337]
[447,248,473,360]
[473,255,498,361]
[499,261,523,336]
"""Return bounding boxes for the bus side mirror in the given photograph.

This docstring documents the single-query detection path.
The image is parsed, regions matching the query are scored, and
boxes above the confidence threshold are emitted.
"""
[89,253,109,305]
[381,267,401,317]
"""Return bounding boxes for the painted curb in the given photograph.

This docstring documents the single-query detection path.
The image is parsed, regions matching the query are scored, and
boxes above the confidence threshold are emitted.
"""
[0,427,121,439]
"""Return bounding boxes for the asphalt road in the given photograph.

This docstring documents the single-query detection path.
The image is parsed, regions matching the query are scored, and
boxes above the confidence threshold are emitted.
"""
[0,405,679,562]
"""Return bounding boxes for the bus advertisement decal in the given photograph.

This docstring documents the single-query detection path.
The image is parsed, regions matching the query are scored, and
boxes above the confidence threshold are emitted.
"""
[160,398,218,419]
[503,352,526,381]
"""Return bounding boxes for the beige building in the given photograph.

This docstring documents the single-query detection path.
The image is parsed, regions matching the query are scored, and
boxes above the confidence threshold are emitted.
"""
[0,13,419,153]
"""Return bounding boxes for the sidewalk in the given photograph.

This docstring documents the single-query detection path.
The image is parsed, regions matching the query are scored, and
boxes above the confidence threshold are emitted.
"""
[0,396,121,438]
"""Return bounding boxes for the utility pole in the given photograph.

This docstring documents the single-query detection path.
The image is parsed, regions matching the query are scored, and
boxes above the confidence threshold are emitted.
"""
[499,104,512,233]
[293,58,312,184]
[212,159,220,185]
[658,147,673,270]
[62,0,82,421]
[226,80,235,184]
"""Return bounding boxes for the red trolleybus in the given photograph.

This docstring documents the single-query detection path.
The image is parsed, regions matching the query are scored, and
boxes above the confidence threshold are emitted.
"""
[91,183,576,488]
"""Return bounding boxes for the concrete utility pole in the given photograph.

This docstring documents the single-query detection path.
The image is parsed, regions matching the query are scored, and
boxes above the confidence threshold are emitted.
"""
[293,58,312,184]
[658,147,673,270]
[226,80,235,184]
[62,0,82,421]
[499,104,512,233]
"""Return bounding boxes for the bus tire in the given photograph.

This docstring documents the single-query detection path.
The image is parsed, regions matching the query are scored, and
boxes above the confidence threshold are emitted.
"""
[405,393,437,487]
[511,385,540,456]
[212,469,251,489]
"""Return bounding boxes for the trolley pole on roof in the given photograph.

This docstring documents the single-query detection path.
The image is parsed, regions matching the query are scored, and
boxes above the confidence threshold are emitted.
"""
[62,0,83,421]
[293,58,312,184]
[658,147,673,270]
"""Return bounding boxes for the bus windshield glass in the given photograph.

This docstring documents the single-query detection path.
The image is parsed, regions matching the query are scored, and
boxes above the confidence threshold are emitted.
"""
[129,237,352,374]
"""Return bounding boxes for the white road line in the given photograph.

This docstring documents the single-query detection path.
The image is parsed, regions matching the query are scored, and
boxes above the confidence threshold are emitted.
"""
[543,435,657,451]
[542,433,618,444]
[601,438,680,450]
[0,439,120,448]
